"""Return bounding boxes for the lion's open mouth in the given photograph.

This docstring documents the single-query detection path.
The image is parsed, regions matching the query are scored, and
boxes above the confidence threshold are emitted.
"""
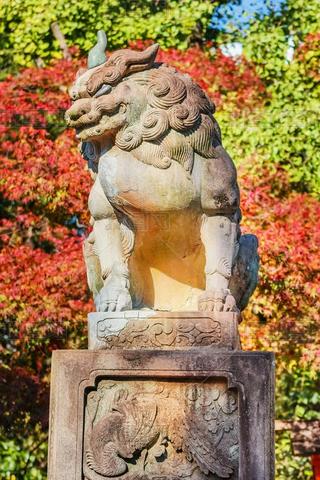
[74,115,120,142]
[75,122,105,140]
[66,107,102,130]
[65,100,105,140]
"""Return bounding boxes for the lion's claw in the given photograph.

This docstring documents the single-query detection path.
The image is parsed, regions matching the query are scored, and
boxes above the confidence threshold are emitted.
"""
[224,293,237,312]
[95,278,132,312]
[198,289,238,313]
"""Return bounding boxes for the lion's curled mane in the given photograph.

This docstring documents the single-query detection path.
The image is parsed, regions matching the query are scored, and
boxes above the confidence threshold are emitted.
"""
[83,45,222,172]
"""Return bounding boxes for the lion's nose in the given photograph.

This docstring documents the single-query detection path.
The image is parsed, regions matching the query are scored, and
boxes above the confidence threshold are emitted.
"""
[66,99,92,122]
[69,85,81,101]
[71,90,78,101]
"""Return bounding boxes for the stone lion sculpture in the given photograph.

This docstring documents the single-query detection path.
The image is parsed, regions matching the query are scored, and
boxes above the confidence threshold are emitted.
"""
[66,32,259,313]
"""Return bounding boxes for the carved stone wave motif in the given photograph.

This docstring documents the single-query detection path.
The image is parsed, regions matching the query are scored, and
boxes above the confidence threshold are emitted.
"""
[88,311,240,350]
[98,317,221,349]
[83,379,239,480]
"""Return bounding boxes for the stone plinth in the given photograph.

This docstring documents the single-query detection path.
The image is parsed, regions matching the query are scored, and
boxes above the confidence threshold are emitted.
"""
[48,348,274,480]
[88,310,241,351]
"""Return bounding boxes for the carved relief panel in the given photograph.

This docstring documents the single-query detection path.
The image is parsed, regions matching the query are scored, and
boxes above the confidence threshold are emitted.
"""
[88,311,240,351]
[83,379,239,480]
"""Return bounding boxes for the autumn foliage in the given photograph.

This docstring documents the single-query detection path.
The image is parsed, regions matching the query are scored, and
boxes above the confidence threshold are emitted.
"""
[239,168,320,359]
[0,60,92,351]
[0,42,319,477]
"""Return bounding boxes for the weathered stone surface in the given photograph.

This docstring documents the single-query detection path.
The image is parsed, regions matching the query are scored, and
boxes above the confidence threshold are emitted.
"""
[48,349,274,480]
[84,378,239,479]
[88,310,241,351]
[65,37,259,314]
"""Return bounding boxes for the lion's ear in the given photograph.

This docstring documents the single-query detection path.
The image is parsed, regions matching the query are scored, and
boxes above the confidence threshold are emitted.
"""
[125,43,160,75]
[87,44,160,96]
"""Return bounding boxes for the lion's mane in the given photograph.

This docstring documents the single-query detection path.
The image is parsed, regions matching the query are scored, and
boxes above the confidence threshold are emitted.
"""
[85,45,222,171]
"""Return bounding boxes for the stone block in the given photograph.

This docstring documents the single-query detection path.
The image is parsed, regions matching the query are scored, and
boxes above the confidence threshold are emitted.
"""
[88,311,241,351]
[48,349,274,480]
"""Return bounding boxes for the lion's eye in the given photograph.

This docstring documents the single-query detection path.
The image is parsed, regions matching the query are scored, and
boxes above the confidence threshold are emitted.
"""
[94,84,112,98]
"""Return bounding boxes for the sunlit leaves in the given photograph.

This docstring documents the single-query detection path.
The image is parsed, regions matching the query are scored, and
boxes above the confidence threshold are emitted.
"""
[0,0,215,71]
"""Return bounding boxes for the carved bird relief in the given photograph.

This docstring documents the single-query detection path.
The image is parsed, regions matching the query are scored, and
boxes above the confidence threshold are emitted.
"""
[83,382,239,479]
[84,388,159,479]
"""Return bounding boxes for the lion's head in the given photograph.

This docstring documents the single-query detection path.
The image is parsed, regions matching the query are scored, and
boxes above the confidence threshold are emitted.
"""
[66,41,221,171]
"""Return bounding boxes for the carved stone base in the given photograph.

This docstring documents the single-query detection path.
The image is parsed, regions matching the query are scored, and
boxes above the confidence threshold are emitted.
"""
[48,349,274,479]
[88,310,241,350]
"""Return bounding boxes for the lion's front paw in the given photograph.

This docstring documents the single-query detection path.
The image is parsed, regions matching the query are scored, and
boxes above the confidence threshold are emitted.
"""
[95,276,132,312]
[198,289,238,313]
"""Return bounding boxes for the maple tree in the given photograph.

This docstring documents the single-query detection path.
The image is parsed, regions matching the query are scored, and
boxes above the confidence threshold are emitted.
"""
[0,41,319,479]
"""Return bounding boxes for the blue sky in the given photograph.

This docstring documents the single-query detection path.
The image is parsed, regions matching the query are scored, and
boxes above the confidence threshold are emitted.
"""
[211,0,285,32]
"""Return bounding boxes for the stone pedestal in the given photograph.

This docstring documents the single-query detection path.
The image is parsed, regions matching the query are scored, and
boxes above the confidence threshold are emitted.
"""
[48,312,275,480]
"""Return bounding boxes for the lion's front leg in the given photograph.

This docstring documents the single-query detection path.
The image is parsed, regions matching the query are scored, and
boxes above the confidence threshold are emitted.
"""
[199,214,239,312]
[92,218,133,312]
[199,148,241,313]
[86,177,134,312]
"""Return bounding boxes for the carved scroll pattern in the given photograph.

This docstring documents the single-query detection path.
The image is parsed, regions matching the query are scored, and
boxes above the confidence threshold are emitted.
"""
[97,317,222,349]
[83,379,239,479]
